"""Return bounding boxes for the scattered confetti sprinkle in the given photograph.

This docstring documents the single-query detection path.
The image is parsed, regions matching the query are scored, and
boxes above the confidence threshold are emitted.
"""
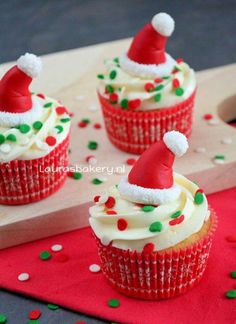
[93,123,102,129]
[231,271,236,279]
[51,244,63,252]
[105,196,116,209]
[108,298,120,308]
[86,155,97,165]
[143,243,155,253]
[169,214,185,226]
[56,106,67,115]
[37,93,45,99]
[106,210,117,215]
[29,310,41,320]
[154,93,162,102]
[109,93,118,104]
[60,118,71,123]
[44,102,53,108]
[144,82,155,92]
[55,125,63,134]
[120,98,128,109]
[221,137,232,145]
[109,70,117,80]
[225,290,236,299]
[39,250,51,261]
[46,136,57,146]
[106,85,114,93]
[92,178,103,185]
[194,147,206,153]
[213,155,225,164]
[142,205,155,212]
[88,141,98,150]
[73,172,83,180]
[149,221,163,232]
[172,78,180,88]
[208,118,220,126]
[78,121,87,128]
[154,78,163,83]
[0,314,7,324]
[47,304,59,310]
[117,218,128,231]
[18,272,30,282]
[203,113,213,120]
[97,74,104,79]
[126,158,136,166]
[89,264,101,273]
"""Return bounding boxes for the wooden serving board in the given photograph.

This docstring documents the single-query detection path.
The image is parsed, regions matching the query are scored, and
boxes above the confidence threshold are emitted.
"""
[0,39,236,249]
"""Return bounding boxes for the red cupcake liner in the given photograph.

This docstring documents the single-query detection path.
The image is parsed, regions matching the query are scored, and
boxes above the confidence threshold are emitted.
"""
[99,90,196,154]
[93,209,217,300]
[0,136,69,205]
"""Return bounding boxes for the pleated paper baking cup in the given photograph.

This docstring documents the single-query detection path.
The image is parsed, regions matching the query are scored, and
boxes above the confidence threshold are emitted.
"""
[99,90,196,154]
[0,136,69,205]
[93,210,217,300]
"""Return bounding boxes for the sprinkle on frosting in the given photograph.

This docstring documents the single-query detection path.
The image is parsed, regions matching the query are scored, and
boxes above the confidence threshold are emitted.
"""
[117,218,128,231]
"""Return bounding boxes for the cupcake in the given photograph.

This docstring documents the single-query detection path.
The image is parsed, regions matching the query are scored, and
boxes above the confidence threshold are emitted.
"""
[0,53,71,205]
[97,12,196,154]
[89,131,217,300]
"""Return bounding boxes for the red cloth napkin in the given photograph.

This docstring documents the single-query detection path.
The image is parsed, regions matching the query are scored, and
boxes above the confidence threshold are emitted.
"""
[0,187,235,324]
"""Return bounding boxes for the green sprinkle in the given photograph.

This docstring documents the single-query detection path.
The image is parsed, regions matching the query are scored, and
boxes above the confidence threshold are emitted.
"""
[92,178,103,185]
[6,134,17,142]
[108,298,120,308]
[0,314,7,324]
[174,65,181,71]
[106,85,114,93]
[113,57,119,64]
[225,290,236,299]
[194,192,204,205]
[47,303,59,310]
[175,87,184,96]
[60,118,70,123]
[82,118,90,124]
[33,121,43,130]
[0,134,5,144]
[88,141,98,150]
[44,102,53,108]
[171,210,182,218]
[39,250,51,261]
[97,74,104,79]
[214,155,225,160]
[55,125,63,134]
[230,271,236,279]
[163,76,170,80]
[142,205,155,212]
[149,221,163,232]
[28,320,39,324]
[156,84,164,91]
[109,70,117,80]
[120,98,128,109]
[73,172,82,180]
[19,124,31,134]
[154,93,162,102]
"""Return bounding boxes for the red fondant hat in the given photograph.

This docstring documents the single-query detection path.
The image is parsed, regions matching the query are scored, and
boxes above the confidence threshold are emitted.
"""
[120,13,176,77]
[0,53,42,113]
[118,131,189,205]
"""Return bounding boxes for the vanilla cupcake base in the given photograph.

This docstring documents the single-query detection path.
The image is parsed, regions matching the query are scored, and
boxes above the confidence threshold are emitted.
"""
[93,210,217,300]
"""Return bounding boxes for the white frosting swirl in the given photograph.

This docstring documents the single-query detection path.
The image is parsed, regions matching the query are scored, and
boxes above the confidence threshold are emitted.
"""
[98,59,196,111]
[89,173,209,252]
[0,94,71,162]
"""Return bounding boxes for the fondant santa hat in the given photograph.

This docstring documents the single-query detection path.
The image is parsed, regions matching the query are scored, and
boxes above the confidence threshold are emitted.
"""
[118,131,188,205]
[120,12,176,78]
[0,53,42,114]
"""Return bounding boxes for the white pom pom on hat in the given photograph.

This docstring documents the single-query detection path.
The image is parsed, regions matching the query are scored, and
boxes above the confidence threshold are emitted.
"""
[17,53,42,78]
[151,12,175,37]
[163,130,189,157]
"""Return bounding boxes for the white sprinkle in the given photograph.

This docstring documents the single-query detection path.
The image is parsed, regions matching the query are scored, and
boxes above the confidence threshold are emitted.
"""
[89,104,99,112]
[18,272,30,282]
[213,158,225,165]
[89,264,101,273]
[75,95,85,101]
[51,244,63,252]
[88,157,97,165]
[35,139,49,151]
[0,144,11,153]
[97,176,108,182]
[221,137,232,145]
[208,118,220,126]
[101,236,110,246]
[194,147,206,153]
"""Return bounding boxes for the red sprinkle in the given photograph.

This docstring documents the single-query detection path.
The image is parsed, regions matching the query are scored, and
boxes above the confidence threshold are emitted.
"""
[172,78,180,88]
[56,106,67,115]
[144,82,155,92]
[135,203,145,208]
[126,158,136,166]
[143,243,155,253]
[93,195,100,203]
[128,99,141,110]
[56,253,69,263]
[154,78,163,84]
[117,218,128,231]
[105,196,116,209]
[93,123,102,129]
[78,121,87,128]
[203,113,213,120]
[69,112,74,117]
[109,93,118,103]
[67,171,73,178]
[225,235,236,243]
[29,309,41,320]
[106,210,117,215]
[169,214,185,226]
[37,93,45,99]
[46,136,57,146]
[176,58,184,63]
